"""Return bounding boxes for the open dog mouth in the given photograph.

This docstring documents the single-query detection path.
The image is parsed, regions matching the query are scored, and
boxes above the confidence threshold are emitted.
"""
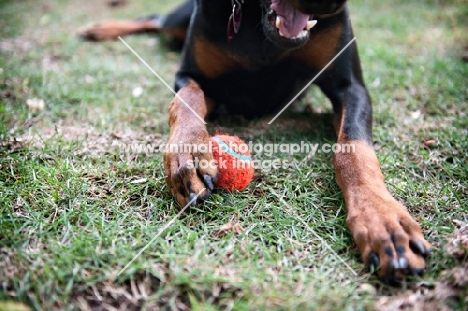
[266,0,317,43]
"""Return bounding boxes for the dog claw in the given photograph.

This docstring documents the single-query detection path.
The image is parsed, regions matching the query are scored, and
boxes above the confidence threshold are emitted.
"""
[398,257,409,269]
[390,257,408,270]
[410,240,430,258]
[391,259,401,270]
[369,252,380,272]
[204,174,214,191]
[188,193,197,206]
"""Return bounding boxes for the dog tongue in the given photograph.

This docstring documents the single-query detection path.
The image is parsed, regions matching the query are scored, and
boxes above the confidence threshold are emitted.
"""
[271,0,310,38]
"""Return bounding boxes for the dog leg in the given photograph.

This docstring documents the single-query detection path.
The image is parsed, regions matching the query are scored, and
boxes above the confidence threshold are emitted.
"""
[320,41,431,284]
[163,80,218,207]
[78,0,194,42]
[78,19,160,41]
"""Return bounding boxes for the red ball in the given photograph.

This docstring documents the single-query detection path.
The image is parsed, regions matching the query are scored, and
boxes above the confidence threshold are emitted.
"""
[210,134,254,191]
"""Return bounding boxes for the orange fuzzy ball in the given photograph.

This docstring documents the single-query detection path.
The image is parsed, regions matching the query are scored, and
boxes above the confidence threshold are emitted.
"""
[210,134,254,191]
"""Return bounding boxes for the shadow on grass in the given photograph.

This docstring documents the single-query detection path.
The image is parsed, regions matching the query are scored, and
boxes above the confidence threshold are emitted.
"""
[206,112,336,143]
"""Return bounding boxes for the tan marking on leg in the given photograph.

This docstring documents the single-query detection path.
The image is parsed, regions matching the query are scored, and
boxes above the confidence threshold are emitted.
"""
[165,80,217,207]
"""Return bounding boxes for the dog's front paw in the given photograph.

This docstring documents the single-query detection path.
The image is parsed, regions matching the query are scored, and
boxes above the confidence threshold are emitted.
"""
[163,126,218,207]
[346,189,431,285]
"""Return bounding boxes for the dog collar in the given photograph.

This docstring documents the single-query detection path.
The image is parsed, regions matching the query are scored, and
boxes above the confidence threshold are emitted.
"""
[227,0,244,42]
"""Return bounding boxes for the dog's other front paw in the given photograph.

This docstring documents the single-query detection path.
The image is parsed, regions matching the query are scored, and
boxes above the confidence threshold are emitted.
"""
[163,126,218,207]
[346,189,431,285]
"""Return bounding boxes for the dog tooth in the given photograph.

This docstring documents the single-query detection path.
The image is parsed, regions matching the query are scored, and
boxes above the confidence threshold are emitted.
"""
[294,30,307,39]
[275,16,281,29]
[279,30,285,37]
[306,20,318,30]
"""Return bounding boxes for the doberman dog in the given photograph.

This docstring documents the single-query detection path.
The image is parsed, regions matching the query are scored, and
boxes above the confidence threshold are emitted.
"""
[80,0,431,284]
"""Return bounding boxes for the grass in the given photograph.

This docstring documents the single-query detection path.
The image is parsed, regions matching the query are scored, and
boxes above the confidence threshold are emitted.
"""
[1,0,467,310]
